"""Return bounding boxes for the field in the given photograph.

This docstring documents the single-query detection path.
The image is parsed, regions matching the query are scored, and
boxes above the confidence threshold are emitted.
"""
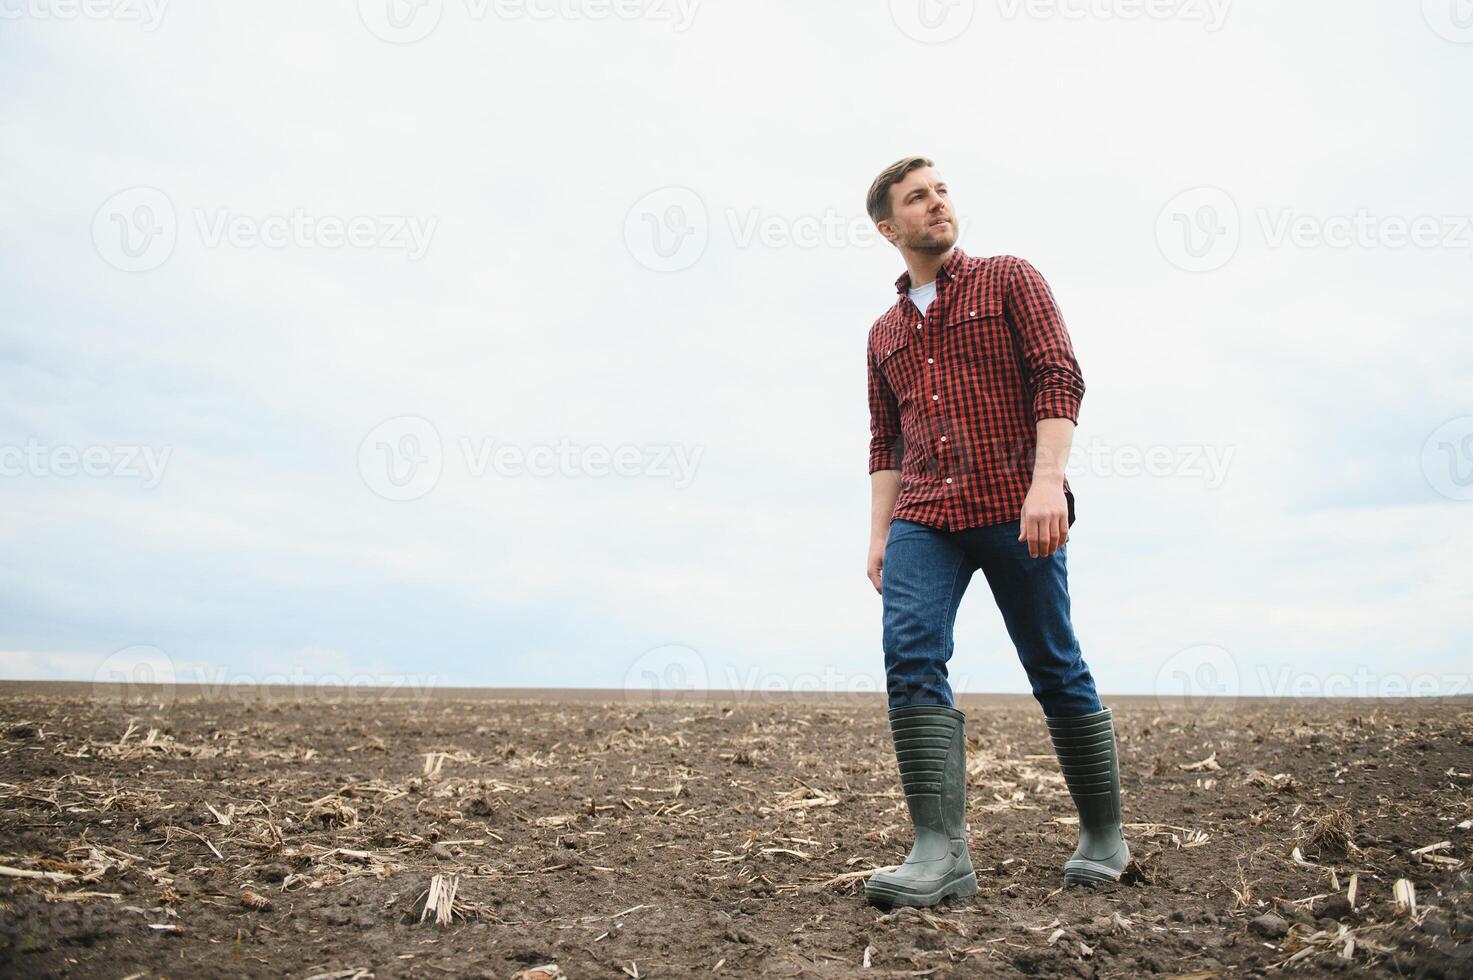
[1,684,1469,978]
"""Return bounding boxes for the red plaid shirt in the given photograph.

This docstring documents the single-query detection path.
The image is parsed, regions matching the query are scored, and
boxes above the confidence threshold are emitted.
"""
[867,248,1085,531]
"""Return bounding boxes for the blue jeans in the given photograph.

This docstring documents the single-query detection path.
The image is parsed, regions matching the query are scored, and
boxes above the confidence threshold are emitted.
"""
[881,518,1103,718]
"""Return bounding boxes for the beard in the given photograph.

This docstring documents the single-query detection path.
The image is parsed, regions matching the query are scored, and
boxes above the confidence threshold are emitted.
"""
[905,221,956,253]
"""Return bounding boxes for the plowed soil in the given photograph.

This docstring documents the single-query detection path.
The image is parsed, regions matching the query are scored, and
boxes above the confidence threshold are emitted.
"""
[1,684,1470,978]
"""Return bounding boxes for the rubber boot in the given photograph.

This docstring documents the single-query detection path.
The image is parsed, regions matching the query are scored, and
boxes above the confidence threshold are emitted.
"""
[1045,706,1131,884]
[864,703,978,908]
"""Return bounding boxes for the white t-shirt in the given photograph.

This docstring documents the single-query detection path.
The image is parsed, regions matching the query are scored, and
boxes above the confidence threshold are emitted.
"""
[908,279,937,316]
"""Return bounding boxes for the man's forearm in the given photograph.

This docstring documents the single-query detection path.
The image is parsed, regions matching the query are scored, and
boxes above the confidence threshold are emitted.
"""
[871,469,901,541]
[1032,418,1075,485]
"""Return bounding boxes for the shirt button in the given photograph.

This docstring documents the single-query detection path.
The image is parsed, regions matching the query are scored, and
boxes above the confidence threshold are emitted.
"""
[915,324,922,330]
[945,477,953,484]
[931,394,939,401]
[940,435,947,441]
[969,310,977,317]
[926,357,934,364]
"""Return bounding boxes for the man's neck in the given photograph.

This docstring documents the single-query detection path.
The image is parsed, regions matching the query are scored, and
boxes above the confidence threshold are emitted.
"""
[904,246,953,290]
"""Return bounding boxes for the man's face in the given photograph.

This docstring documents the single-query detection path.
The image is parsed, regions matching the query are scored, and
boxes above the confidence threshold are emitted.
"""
[880,166,957,253]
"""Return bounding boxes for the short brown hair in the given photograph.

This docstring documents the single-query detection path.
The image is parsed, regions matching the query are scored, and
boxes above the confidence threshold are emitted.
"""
[866,156,934,225]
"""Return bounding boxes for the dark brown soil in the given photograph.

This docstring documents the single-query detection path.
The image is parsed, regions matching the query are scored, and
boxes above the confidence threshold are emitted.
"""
[1,685,1470,978]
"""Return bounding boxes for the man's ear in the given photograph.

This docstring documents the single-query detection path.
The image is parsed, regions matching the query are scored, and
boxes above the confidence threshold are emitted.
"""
[876,220,898,246]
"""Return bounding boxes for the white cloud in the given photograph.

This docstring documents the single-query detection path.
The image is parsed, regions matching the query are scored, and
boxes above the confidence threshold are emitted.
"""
[1,2,1469,697]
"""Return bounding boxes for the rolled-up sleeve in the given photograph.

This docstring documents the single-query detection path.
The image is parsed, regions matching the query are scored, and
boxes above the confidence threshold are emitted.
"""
[1003,256,1085,424]
[867,340,905,473]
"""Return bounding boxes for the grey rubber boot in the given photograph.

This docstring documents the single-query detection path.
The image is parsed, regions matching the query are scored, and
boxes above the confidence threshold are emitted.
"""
[1045,706,1131,884]
[864,703,978,909]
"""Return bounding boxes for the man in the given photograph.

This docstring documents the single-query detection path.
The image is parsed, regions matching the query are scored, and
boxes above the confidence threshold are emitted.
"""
[861,156,1130,909]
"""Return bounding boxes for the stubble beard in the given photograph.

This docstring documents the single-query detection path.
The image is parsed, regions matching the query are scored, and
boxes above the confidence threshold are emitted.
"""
[907,221,956,255]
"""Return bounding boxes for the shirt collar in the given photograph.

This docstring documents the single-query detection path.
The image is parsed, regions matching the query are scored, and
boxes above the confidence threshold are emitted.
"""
[894,246,968,295]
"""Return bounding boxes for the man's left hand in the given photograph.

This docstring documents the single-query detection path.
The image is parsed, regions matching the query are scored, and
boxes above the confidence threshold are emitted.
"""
[1018,481,1069,558]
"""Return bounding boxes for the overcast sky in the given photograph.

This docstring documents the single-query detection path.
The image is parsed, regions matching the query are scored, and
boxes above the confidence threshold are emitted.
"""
[2,1,1470,702]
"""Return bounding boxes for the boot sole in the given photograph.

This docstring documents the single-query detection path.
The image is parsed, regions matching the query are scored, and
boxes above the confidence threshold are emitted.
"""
[865,870,978,909]
[1063,859,1123,885]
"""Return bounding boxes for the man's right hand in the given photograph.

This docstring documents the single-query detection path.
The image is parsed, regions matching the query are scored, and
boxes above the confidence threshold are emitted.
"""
[868,470,901,595]
[867,538,886,594]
